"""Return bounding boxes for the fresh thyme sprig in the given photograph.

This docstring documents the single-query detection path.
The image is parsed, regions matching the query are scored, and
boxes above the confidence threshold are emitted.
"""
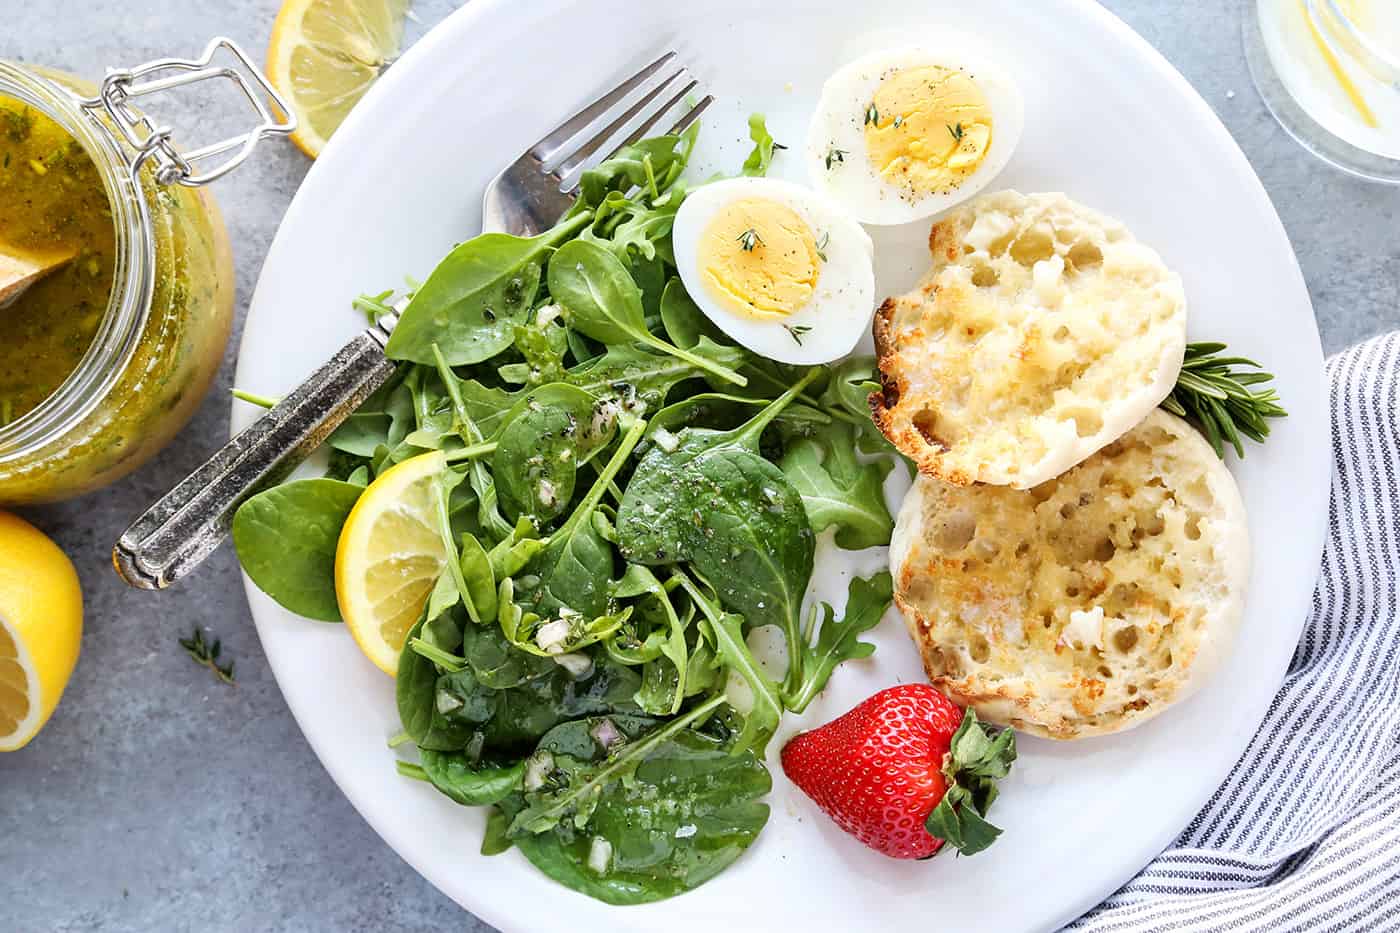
[784,323,813,345]
[864,103,879,126]
[815,232,830,262]
[948,122,965,142]
[1161,342,1287,458]
[824,147,847,170]
[179,627,236,685]
[736,228,763,251]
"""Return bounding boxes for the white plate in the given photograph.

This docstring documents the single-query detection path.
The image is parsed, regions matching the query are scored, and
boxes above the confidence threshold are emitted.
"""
[234,1,1329,930]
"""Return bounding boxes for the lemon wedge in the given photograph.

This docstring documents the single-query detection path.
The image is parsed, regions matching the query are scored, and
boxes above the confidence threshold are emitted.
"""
[335,451,449,674]
[266,0,410,158]
[0,511,82,751]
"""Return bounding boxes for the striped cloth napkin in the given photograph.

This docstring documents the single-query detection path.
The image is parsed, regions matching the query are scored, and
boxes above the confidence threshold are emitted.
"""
[1071,332,1400,931]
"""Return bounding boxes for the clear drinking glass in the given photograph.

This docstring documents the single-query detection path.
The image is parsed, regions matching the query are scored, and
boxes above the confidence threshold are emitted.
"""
[1245,0,1400,182]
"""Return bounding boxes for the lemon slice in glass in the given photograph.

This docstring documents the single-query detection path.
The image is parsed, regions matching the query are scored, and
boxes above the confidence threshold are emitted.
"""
[335,451,449,674]
[266,0,411,158]
[0,512,82,752]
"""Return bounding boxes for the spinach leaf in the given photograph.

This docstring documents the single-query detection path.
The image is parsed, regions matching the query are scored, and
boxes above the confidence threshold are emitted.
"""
[516,417,646,618]
[231,478,363,622]
[741,113,781,177]
[658,277,725,350]
[482,655,643,752]
[385,215,588,365]
[547,240,746,387]
[779,420,894,550]
[782,571,892,713]
[419,749,523,806]
[616,372,819,654]
[397,613,440,745]
[328,412,392,457]
[461,622,555,689]
[506,701,770,905]
[492,383,615,524]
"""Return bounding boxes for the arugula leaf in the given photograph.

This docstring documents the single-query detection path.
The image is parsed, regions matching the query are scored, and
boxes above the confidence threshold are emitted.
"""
[779,420,894,550]
[386,214,587,365]
[741,113,782,177]
[565,338,744,411]
[782,571,892,713]
[500,316,568,387]
[678,573,783,758]
[613,564,688,715]
[548,240,746,387]
[231,478,363,621]
[820,356,899,456]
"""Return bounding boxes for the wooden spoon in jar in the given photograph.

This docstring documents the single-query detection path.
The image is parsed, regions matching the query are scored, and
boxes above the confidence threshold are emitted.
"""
[0,240,75,309]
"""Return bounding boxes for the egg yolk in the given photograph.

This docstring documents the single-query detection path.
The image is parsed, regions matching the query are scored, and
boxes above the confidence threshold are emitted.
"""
[864,65,993,197]
[696,198,821,320]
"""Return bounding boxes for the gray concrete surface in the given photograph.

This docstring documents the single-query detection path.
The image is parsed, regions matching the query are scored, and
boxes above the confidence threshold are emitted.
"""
[2,2,1397,931]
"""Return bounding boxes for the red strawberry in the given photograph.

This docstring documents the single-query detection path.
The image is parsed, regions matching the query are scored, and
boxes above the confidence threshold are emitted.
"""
[781,684,1015,859]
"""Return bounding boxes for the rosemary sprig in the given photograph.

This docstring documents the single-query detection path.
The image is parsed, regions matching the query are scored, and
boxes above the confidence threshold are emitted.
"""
[736,228,763,252]
[783,323,813,345]
[179,627,236,685]
[1161,342,1287,458]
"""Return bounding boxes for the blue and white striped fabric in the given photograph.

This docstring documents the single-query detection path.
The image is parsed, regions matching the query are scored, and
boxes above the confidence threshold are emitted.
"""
[1071,333,1400,931]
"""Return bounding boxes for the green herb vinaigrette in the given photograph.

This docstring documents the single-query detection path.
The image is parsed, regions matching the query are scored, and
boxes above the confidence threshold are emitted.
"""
[0,96,116,423]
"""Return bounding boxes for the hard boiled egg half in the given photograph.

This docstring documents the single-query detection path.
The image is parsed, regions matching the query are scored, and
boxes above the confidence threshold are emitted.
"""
[672,177,875,365]
[806,45,1023,225]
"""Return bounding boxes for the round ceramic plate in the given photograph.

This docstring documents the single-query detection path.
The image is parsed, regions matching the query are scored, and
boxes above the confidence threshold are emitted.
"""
[234,1,1329,929]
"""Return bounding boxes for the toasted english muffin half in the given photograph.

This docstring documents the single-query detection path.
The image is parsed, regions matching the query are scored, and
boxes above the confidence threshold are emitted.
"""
[871,190,1187,489]
[890,410,1248,740]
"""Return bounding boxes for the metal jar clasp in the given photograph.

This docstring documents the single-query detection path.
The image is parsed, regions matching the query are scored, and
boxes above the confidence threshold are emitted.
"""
[79,37,297,187]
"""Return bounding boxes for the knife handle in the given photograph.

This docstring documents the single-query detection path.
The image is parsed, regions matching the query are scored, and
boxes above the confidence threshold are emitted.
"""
[113,316,398,590]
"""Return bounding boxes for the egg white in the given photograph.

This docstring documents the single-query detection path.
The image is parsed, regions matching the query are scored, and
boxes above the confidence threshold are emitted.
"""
[672,177,876,366]
[805,45,1024,225]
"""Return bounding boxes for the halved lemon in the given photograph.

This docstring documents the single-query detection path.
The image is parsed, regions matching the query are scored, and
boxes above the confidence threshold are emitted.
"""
[266,0,410,158]
[335,451,448,674]
[0,511,82,751]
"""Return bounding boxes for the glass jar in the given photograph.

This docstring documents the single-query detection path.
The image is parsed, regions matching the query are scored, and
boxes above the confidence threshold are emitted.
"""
[0,40,293,504]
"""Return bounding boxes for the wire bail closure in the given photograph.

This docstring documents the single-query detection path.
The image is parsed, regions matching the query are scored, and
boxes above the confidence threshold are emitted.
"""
[79,37,297,187]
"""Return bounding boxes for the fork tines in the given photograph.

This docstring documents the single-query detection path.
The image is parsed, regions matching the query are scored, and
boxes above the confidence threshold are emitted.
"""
[532,51,713,194]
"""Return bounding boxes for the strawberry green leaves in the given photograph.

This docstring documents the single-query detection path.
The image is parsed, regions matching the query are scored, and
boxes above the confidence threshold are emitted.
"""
[924,709,1017,856]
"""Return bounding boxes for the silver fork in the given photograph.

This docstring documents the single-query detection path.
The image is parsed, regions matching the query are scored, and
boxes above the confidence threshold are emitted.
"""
[113,52,713,590]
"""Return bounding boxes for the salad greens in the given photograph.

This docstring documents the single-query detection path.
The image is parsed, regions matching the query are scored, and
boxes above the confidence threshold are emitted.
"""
[233,117,897,904]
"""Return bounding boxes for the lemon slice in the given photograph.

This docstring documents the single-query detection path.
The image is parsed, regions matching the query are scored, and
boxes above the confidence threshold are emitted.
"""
[266,0,410,158]
[0,511,82,751]
[336,451,449,674]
